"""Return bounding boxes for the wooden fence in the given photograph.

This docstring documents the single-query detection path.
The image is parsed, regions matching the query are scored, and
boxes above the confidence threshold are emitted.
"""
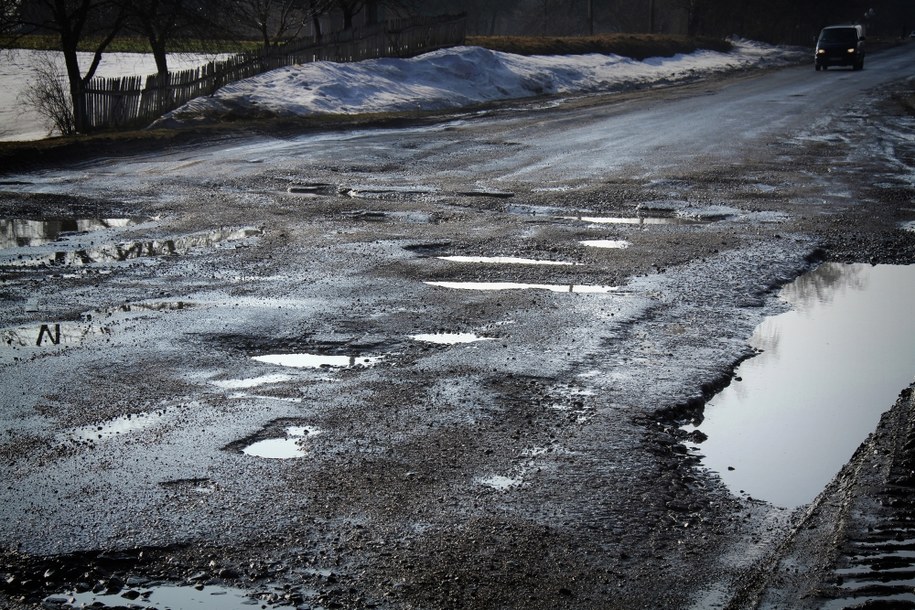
[82,13,466,132]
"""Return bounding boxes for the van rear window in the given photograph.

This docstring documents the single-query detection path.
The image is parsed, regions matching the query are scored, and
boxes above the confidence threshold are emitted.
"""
[819,28,858,43]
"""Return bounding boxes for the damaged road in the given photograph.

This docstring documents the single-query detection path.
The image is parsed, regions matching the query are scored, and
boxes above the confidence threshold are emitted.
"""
[1,44,915,609]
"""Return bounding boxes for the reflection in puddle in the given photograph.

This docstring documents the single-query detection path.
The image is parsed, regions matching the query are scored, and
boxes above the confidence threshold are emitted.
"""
[438,256,576,266]
[3,227,262,267]
[686,264,915,507]
[0,218,142,249]
[242,425,321,459]
[253,353,384,369]
[2,322,104,351]
[50,584,266,610]
[411,333,492,344]
[425,281,619,293]
[581,240,631,249]
[1,301,193,361]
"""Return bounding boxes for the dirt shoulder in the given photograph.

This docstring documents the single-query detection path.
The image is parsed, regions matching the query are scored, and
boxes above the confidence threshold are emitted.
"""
[726,383,915,609]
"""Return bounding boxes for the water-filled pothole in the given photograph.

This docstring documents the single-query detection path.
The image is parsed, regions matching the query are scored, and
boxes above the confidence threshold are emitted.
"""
[252,353,384,368]
[342,185,438,199]
[563,214,706,226]
[581,240,631,249]
[1,301,194,362]
[242,425,321,459]
[685,263,915,508]
[46,584,270,610]
[287,182,336,197]
[225,419,322,460]
[0,218,144,249]
[68,410,167,444]
[411,333,492,344]
[457,189,514,198]
[425,281,619,293]
[211,373,295,390]
[438,256,576,266]
[3,227,262,267]
[478,474,522,490]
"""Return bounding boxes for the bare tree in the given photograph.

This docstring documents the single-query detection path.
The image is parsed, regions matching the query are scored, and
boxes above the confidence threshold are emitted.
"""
[1,0,20,35]
[121,0,205,76]
[226,0,316,47]
[12,0,126,133]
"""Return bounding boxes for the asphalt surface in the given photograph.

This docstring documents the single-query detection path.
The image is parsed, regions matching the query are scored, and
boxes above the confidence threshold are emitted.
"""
[1,43,915,609]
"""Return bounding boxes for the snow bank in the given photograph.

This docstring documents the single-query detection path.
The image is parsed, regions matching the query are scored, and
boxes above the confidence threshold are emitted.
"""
[156,39,805,127]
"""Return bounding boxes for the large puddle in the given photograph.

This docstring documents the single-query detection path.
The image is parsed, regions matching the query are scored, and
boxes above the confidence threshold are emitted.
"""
[686,263,915,507]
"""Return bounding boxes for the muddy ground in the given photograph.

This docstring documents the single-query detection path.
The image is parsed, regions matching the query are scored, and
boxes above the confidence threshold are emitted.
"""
[1,56,915,610]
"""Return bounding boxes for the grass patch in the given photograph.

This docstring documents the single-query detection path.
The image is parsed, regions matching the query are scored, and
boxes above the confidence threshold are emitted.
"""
[466,33,733,59]
[1,34,260,54]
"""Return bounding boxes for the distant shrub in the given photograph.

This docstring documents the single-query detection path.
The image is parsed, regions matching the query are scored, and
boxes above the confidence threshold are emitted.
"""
[19,55,76,136]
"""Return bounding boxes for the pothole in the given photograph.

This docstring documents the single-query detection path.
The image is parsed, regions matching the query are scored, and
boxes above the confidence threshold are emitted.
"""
[425,281,619,293]
[478,474,522,490]
[563,214,706,226]
[287,182,336,197]
[342,185,438,199]
[2,227,262,267]
[65,409,168,446]
[211,373,295,390]
[1,322,107,355]
[226,420,323,460]
[437,256,577,266]
[684,263,915,508]
[457,189,515,198]
[411,333,492,344]
[504,204,566,216]
[159,478,219,494]
[252,353,385,369]
[0,218,145,249]
[581,240,631,249]
[2,301,195,361]
[45,584,272,610]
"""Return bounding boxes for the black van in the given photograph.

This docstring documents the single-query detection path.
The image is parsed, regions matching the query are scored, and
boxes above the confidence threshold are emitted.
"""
[815,25,866,70]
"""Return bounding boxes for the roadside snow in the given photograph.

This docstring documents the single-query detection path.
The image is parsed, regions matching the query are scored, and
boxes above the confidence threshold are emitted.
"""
[156,38,805,127]
[0,39,804,140]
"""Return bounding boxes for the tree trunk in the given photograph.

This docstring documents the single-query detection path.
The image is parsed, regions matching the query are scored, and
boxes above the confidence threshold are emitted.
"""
[150,37,169,76]
[61,46,87,133]
[365,0,378,25]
